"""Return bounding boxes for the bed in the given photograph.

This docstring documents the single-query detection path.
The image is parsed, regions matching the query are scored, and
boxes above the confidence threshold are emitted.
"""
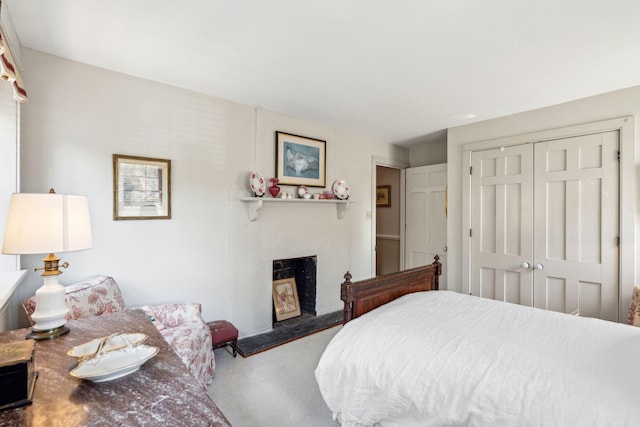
[315,257,640,426]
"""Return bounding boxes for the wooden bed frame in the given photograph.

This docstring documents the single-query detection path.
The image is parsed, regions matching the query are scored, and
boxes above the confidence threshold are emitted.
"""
[341,255,442,323]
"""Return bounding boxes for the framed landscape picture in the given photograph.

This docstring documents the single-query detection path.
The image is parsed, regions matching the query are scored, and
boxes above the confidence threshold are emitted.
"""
[275,131,326,187]
[113,154,171,220]
[272,278,301,321]
[376,185,391,207]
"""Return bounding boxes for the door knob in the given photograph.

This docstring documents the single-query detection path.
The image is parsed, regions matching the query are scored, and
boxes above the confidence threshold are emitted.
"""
[521,262,531,269]
[535,263,544,270]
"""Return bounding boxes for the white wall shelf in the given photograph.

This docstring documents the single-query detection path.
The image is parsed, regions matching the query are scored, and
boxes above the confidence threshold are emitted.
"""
[240,197,350,221]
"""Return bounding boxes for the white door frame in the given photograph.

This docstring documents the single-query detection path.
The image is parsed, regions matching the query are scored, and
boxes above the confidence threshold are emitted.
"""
[371,156,409,277]
[462,116,634,322]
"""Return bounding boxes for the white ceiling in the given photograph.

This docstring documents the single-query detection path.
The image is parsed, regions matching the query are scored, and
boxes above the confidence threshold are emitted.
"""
[5,0,640,145]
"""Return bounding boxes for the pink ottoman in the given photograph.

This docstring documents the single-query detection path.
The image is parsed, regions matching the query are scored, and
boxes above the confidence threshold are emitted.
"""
[208,320,238,357]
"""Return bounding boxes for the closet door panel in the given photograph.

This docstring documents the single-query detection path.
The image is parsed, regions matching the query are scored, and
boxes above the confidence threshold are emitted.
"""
[533,131,619,321]
[470,145,534,306]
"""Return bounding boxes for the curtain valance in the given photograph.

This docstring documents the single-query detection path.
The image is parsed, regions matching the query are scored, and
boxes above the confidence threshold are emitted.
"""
[0,28,27,102]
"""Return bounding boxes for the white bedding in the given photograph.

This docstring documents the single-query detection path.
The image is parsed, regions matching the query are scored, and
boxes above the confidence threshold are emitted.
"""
[315,291,640,427]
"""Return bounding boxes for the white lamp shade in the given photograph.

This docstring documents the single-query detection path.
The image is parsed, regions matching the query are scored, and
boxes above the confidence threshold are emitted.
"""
[2,192,93,255]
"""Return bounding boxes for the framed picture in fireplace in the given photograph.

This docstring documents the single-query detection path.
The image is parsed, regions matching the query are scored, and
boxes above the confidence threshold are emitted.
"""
[275,131,326,187]
[272,278,302,321]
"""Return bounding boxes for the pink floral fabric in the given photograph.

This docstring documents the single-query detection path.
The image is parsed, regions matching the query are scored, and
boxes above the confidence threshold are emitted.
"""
[23,277,215,387]
[628,285,640,326]
[138,303,215,386]
[22,275,126,324]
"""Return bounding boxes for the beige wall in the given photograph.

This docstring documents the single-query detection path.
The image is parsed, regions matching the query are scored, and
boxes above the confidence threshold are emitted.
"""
[409,139,447,167]
[16,48,409,336]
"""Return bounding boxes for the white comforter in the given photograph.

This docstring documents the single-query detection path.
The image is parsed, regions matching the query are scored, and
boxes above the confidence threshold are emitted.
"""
[315,291,640,427]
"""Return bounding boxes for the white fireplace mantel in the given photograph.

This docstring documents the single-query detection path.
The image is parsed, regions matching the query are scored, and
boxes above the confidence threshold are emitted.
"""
[240,197,350,221]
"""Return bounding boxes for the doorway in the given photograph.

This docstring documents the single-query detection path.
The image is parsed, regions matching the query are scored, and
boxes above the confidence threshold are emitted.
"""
[376,165,401,275]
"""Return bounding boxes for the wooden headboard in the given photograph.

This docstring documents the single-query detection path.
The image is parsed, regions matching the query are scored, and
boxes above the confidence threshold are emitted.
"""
[340,255,442,323]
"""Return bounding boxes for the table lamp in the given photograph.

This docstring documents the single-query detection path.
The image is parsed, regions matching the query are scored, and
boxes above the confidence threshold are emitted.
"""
[1,189,93,340]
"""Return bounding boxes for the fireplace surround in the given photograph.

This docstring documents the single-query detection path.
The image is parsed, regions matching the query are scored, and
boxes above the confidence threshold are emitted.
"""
[234,254,342,356]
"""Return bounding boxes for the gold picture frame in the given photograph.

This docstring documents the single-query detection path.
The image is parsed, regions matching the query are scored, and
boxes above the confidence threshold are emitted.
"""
[113,154,171,220]
[272,278,301,321]
[376,185,391,207]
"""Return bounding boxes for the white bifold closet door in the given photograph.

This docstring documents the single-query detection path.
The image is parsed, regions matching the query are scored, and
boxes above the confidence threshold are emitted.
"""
[470,130,619,321]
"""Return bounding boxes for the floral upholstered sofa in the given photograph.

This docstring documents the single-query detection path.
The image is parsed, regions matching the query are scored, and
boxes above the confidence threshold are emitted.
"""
[23,275,215,386]
[137,303,215,386]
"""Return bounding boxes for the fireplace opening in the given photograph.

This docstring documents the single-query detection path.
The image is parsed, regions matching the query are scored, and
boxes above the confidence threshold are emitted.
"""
[272,255,317,327]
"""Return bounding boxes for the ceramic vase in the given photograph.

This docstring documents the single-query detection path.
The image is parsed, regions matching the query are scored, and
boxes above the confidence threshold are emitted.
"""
[269,178,280,198]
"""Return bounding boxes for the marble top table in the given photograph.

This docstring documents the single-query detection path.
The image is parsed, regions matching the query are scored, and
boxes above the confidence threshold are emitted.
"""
[0,309,231,426]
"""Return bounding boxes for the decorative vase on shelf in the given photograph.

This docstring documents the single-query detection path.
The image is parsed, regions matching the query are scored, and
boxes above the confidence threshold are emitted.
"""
[269,178,280,198]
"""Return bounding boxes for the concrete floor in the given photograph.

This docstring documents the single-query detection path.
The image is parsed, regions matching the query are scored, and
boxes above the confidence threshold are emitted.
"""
[208,325,342,427]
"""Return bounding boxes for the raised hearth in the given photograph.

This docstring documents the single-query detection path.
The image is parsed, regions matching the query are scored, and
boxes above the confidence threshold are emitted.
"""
[236,311,342,357]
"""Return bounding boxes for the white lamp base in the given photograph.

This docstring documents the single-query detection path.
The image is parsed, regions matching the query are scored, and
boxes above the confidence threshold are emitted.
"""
[29,275,70,340]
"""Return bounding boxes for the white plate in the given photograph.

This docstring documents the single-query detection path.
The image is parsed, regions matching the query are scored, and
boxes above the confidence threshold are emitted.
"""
[249,172,266,196]
[70,345,159,382]
[67,333,148,358]
[332,180,350,200]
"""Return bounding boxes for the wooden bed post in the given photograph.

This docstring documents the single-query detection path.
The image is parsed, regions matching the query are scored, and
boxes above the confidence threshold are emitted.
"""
[433,254,441,289]
[341,271,353,324]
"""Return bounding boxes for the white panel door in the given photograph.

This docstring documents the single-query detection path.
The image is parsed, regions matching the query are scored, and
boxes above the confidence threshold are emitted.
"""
[405,164,447,286]
[470,145,534,305]
[533,131,619,321]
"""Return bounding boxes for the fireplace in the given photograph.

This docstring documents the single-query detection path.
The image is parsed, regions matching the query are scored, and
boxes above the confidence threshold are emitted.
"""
[272,255,317,326]
[234,254,341,356]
